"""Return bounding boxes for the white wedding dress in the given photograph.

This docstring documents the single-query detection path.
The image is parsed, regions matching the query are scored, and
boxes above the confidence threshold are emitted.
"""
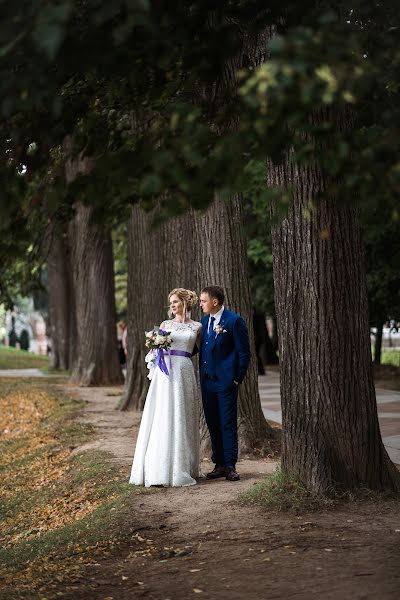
[129,320,201,487]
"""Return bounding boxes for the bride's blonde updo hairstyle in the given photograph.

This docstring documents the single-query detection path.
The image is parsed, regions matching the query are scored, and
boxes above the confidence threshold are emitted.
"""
[168,288,198,321]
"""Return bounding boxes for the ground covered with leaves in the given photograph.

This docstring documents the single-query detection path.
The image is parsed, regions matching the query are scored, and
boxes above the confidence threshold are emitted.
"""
[0,378,153,599]
[1,377,400,600]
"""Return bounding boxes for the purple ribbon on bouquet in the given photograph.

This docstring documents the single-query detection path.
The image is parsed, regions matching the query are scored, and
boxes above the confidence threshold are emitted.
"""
[155,349,192,376]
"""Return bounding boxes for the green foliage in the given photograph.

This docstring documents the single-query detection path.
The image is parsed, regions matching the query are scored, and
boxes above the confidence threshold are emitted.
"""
[381,351,400,368]
[243,161,275,315]
[0,1,399,304]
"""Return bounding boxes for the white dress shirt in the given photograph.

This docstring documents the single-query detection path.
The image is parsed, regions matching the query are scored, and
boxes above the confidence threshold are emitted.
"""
[208,305,225,334]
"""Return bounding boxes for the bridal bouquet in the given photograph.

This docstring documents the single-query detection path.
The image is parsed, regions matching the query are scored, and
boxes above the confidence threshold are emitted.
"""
[145,327,172,379]
[145,327,172,351]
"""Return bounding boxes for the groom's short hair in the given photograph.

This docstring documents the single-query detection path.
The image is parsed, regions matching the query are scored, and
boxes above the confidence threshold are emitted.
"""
[201,285,224,305]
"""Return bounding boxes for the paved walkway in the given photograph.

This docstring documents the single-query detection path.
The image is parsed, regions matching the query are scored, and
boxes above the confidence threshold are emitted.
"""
[0,368,46,377]
[259,371,400,465]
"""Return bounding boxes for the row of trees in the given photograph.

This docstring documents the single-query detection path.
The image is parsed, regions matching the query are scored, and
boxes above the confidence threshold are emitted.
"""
[1,1,399,493]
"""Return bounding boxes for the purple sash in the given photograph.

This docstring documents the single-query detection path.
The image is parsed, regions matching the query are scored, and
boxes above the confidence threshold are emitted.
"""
[155,349,192,376]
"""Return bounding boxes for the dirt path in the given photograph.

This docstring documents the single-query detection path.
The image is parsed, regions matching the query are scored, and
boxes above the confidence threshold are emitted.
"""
[65,385,400,600]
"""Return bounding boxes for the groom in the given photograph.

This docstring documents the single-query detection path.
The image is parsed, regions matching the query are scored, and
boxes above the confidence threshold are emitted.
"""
[199,286,250,481]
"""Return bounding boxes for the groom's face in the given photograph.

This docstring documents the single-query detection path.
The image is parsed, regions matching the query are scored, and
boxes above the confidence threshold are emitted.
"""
[200,293,219,314]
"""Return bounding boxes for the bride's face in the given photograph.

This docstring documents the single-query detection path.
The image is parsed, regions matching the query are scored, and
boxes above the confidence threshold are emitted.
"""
[169,294,183,316]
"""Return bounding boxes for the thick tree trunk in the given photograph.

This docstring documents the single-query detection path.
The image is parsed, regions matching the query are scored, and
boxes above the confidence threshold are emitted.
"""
[374,323,384,365]
[195,196,276,455]
[120,23,276,456]
[120,206,197,410]
[270,155,400,493]
[47,232,70,370]
[192,22,276,455]
[68,204,123,386]
[63,137,122,385]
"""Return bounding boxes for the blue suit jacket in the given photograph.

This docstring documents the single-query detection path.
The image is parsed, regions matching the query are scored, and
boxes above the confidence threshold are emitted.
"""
[200,308,251,387]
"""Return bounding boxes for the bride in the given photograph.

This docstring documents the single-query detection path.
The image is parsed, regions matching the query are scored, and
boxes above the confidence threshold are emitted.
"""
[129,288,202,487]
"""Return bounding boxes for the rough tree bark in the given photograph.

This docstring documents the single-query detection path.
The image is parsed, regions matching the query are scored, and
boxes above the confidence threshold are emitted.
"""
[270,146,400,492]
[192,20,276,454]
[195,196,276,455]
[121,20,276,457]
[63,137,123,386]
[68,203,123,386]
[119,206,197,410]
[47,232,70,370]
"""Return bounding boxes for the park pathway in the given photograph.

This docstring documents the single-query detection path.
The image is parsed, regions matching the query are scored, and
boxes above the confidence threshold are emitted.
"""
[1,367,399,465]
[0,368,46,377]
[259,371,400,465]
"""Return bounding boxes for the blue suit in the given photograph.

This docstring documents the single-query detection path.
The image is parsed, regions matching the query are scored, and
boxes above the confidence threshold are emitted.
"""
[200,308,251,469]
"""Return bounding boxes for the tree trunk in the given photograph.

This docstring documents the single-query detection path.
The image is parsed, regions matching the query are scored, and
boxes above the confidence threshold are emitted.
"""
[119,206,197,410]
[192,21,276,455]
[194,196,276,455]
[374,322,384,365]
[270,153,400,493]
[47,232,70,370]
[68,203,123,386]
[120,24,277,456]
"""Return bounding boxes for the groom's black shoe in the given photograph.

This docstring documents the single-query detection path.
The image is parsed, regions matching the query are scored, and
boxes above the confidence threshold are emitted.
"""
[225,468,240,481]
[206,466,226,479]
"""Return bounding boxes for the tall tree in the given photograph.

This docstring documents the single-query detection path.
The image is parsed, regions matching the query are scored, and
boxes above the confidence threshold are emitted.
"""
[270,146,400,493]
[64,139,123,385]
[46,230,71,370]
[191,20,276,453]
[195,195,276,454]
[120,206,197,410]
[1,1,399,491]
[68,203,123,385]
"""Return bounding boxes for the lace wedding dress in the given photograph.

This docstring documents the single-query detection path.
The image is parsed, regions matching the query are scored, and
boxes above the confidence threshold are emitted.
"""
[129,320,201,487]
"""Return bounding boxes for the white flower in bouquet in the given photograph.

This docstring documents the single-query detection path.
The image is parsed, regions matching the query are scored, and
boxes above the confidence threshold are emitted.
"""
[144,326,172,351]
[145,349,157,380]
[144,326,172,377]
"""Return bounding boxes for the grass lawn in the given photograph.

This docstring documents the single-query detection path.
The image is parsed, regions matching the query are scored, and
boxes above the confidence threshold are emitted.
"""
[381,349,400,367]
[0,346,49,369]
[0,377,154,599]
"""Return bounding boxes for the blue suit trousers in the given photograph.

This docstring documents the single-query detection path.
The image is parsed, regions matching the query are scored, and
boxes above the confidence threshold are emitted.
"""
[202,376,239,469]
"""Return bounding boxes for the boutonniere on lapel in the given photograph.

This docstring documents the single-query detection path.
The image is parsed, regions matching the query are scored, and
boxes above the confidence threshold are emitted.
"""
[214,324,227,338]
